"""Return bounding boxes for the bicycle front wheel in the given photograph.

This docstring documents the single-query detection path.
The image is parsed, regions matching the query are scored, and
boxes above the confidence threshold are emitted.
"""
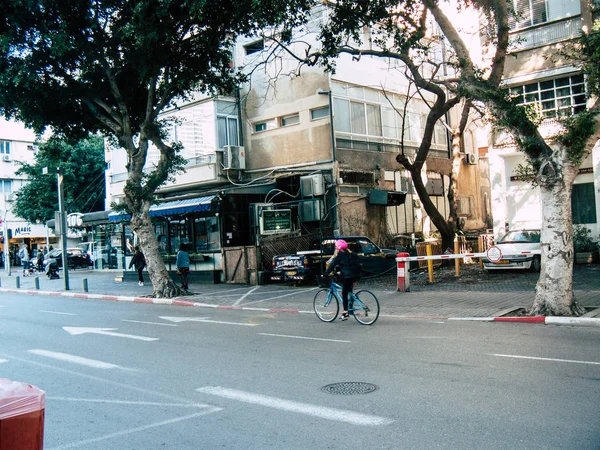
[353,290,380,325]
[313,289,339,322]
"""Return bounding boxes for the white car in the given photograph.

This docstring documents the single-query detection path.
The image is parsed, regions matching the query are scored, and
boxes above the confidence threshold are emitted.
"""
[483,230,541,271]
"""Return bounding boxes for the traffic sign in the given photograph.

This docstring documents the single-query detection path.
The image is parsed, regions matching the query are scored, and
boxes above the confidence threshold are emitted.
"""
[486,246,503,262]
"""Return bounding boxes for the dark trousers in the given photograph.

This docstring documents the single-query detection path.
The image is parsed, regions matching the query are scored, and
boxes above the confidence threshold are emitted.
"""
[341,278,354,312]
[137,267,144,283]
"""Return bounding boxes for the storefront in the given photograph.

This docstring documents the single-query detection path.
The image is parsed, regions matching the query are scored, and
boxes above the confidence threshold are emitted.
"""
[1,222,58,267]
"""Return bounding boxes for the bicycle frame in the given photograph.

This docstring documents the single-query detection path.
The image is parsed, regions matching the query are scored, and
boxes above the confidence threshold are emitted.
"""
[327,280,361,311]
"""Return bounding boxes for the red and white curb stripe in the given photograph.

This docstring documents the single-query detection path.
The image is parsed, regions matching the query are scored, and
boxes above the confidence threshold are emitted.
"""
[3,287,599,326]
[449,316,600,327]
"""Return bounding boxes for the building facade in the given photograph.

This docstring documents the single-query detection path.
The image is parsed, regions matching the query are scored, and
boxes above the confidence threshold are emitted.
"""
[488,0,600,237]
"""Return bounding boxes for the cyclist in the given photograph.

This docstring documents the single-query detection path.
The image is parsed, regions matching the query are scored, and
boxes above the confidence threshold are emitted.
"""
[322,239,357,321]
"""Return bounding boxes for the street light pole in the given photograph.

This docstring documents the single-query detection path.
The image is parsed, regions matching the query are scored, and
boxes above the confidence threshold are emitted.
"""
[57,168,70,290]
[1,209,9,275]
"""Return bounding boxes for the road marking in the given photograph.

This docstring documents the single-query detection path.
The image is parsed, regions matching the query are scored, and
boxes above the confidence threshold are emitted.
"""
[28,349,122,369]
[492,353,600,366]
[0,359,7,364]
[243,288,319,305]
[122,319,177,327]
[47,397,208,408]
[258,333,351,343]
[159,316,257,327]
[196,386,393,426]
[63,327,159,341]
[40,310,76,316]
[46,409,221,450]
[233,286,260,306]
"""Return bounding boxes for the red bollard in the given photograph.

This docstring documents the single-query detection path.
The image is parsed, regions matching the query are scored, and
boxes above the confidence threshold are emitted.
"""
[0,379,45,450]
[397,252,410,292]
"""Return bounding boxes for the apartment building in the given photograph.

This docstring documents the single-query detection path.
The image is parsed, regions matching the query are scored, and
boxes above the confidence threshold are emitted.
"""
[489,0,600,236]
[0,118,54,263]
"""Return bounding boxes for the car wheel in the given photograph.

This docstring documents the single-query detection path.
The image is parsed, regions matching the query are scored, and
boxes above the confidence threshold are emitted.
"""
[530,256,541,272]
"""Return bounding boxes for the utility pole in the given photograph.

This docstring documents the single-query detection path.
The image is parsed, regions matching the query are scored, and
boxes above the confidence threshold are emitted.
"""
[57,168,70,290]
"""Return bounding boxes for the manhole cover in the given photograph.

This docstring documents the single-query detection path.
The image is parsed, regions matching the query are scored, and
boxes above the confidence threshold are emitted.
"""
[321,382,378,395]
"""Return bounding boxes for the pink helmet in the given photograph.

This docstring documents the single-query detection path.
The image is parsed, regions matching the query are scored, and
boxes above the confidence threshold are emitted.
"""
[335,239,348,250]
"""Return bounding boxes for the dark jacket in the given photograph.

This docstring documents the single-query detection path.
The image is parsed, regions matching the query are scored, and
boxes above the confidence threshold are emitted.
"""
[129,251,146,270]
[323,250,355,279]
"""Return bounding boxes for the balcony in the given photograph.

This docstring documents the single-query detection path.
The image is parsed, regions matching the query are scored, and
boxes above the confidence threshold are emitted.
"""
[510,17,582,51]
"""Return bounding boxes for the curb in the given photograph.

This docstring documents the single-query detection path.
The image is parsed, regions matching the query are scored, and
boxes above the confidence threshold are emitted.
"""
[3,287,600,327]
[449,316,600,327]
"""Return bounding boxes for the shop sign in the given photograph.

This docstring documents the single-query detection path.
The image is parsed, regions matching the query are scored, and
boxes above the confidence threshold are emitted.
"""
[67,213,84,228]
[13,225,32,237]
[260,209,292,235]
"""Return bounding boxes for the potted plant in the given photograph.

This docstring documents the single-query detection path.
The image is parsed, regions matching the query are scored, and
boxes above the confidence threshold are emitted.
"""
[573,225,599,264]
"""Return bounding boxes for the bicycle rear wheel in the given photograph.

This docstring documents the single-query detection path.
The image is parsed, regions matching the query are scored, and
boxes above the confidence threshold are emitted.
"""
[313,289,339,322]
[352,290,380,325]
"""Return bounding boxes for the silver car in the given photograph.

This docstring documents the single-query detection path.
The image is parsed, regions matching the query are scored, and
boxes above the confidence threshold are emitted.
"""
[483,230,541,271]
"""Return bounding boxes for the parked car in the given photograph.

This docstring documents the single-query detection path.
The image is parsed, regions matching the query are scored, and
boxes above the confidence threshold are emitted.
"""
[483,229,541,272]
[270,236,397,284]
[44,248,93,270]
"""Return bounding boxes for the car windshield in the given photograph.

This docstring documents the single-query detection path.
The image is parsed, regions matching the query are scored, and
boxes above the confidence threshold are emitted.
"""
[498,230,540,244]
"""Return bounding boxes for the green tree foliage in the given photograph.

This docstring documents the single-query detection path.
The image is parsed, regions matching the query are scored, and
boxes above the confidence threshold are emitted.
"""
[12,136,106,224]
[0,0,313,297]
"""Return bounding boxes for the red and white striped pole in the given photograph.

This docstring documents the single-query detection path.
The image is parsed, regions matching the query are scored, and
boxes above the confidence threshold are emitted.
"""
[397,252,410,292]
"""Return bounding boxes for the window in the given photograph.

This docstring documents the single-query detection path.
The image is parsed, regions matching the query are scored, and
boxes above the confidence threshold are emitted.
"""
[255,123,267,132]
[510,0,580,30]
[572,183,596,224]
[0,179,12,193]
[280,114,300,127]
[244,39,264,55]
[216,101,239,149]
[253,119,276,133]
[509,74,586,118]
[310,106,329,120]
[0,141,10,154]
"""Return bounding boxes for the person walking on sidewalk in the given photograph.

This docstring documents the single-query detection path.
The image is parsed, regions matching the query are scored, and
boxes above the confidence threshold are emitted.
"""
[176,243,190,290]
[19,244,30,275]
[128,246,147,286]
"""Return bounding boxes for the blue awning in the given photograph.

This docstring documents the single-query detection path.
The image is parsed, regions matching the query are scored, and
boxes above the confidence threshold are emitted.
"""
[108,196,216,222]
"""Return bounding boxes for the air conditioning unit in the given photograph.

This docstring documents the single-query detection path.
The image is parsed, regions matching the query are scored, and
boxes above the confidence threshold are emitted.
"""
[300,174,325,197]
[299,199,323,222]
[2,155,11,162]
[222,145,246,170]
[464,153,477,165]
[5,193,17,202]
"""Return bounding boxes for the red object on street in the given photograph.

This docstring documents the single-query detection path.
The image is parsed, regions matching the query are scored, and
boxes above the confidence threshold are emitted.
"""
[397,252,410,292]
[0,379,45,450]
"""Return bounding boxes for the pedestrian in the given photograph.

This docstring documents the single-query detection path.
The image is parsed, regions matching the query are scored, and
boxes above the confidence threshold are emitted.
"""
[176,243,190,290]
[322,239,361,321]
[128,245,147,286]
[18,244,30,275]
[36,250,45,271]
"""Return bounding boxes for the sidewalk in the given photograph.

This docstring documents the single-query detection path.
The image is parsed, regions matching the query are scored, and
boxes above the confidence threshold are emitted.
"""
[1,266,599,325]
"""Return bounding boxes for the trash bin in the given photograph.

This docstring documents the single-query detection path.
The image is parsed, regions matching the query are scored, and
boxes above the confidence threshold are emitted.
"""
[0,379,45,450]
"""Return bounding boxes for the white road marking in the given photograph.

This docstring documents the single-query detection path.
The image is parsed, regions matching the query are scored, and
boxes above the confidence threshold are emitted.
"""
[122,319,177,327]
[492,353,600,366]
[233,286,260,306]
[46,409,221,450]
[47,397,208,408]
[40,310,76,316]
[196,386,393,426]
[0,359,7,364]
[63,326,159,341]
[243,288,319,305]
[258,333,351,343]
[159,316,257,327]
[28,349,121,369]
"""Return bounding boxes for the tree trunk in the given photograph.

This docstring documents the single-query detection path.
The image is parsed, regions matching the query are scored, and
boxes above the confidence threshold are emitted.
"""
[530,161,585,316]
[130,212,182,298]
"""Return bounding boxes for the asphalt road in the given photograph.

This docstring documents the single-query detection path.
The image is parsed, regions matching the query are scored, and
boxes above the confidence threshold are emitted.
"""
[1,292,599,449]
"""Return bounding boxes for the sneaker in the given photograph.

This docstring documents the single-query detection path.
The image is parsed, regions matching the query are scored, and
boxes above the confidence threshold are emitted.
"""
[139,281,144,286]
[339,312,349,321]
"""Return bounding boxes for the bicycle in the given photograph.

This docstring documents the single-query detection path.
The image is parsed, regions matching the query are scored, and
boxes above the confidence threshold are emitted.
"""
[313,276,380,325]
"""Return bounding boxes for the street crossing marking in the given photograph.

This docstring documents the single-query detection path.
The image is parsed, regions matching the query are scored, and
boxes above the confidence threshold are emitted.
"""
[195,386,393,426]
[491,353,600,366]
[28,349,122,369]
[258,333,351,343]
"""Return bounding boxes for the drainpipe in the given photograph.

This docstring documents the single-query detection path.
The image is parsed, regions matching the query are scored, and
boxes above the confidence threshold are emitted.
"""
[317,89,338,233]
